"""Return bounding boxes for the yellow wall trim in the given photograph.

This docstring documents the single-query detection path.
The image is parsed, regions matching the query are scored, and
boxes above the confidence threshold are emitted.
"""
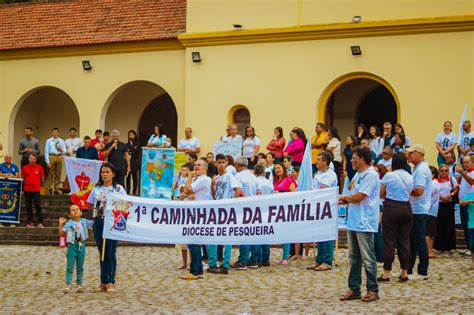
[0,39,184,61]
[317,72,401,125]
[179,15,474,47]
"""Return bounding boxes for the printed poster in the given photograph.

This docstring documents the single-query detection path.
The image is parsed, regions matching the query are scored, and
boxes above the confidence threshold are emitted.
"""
[213,140,242,161]
[0,177,23,223]
[65,157,103,209]
[140,148,175,199]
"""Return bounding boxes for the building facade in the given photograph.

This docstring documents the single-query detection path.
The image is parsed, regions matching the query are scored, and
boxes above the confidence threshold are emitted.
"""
[0,0,473,166]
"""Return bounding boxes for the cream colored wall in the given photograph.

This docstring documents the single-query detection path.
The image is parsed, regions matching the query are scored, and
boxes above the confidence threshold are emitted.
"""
[184,30,473,165]
[0,49,186,162]
[187,0,473,33]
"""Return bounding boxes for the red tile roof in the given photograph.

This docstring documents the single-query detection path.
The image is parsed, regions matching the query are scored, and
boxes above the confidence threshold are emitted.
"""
[0,0,186,51]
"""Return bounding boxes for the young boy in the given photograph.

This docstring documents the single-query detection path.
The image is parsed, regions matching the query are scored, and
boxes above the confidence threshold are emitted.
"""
[460,189,474,270]
[59,204,94,293]
[283,156,294,176]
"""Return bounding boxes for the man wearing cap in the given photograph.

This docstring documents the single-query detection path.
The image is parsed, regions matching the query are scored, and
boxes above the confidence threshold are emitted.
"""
[406,144,431,280]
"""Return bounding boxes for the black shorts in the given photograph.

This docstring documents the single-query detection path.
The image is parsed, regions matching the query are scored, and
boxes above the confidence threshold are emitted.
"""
[426,215,437,238]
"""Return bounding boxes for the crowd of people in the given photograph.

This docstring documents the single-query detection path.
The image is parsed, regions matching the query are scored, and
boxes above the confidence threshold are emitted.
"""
[0,119,473,301]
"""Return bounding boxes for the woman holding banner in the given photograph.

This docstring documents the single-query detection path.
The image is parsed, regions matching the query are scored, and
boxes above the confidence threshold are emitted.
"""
[273,163,297,265]
[87,162,126,293]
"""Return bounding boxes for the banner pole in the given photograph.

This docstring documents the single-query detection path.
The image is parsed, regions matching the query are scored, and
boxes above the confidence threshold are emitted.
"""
[334,239,339,267]
[101,238,106,262]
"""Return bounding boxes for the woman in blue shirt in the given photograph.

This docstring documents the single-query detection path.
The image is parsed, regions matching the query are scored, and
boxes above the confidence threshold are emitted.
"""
[147,125,167,148]
[378,153,414,282]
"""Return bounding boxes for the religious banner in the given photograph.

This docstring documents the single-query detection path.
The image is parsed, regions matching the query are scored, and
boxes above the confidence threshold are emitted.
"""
[140,148,175,199]
[64,157,103,209]
[103,187,338,245]
[213,140,242,161]
[0,177,23,224]
[173,152,188,183]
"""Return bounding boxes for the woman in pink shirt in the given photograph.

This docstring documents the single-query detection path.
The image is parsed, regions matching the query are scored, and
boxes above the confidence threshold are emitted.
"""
[266,127,286,163]
[284,128,305,166]
[273,163,297,265]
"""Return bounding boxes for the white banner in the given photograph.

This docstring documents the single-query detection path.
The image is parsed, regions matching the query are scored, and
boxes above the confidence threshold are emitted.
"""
[65,157,103,209]
[103,187,339,245]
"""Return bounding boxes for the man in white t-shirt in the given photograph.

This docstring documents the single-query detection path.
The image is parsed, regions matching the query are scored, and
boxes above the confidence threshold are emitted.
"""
[254,164,274,267]
[377,146,393,171]
[456,156,474,253]
[457,121,472,162]
[65,127,83,157]
[230,157,261,270]
[207,154,240,275]
[338,146,380,302]
[221,123,243,143]
[181,159,212,280]
[310,152,338,271]
[177,127,200,154]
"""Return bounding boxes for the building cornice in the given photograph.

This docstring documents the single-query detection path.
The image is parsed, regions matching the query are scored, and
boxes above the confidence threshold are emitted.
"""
[179,15,474,47]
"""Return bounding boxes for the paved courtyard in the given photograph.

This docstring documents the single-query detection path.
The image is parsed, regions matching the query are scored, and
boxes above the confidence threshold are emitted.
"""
[0,245,473,313]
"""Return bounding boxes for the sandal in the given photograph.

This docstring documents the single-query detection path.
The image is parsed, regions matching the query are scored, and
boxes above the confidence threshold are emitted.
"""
[177,264,187,269]
[315,263,332,271]
[362,291,380,303]
[106,283,116,293]
[339,290,361,301]
[96,283,106,292]
[377,275,390,282]
[306,263,321,270]
[398,276,409,282]
[180,274,202,280]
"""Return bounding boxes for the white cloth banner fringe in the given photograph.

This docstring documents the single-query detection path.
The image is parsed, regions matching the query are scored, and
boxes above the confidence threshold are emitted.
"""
[103,187,339,245]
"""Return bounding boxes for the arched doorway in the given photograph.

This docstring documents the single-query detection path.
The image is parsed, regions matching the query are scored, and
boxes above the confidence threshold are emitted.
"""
[228,105,251,136]
[103,81,178,148]
[318,72,399,140]
[9,86,79,165]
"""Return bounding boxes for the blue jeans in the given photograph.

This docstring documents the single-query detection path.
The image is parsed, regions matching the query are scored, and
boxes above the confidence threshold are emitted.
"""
[257,245,270,264]
[460,205,470,249]
[347,230,378,294]
[66,243,86,285]
[282,244,290,260]
[93,218,118,284]
[409,214,429,276]
[374,223,384,263]
[188,245,203,275]
[206,245,232,268]
[237,245,259,264]
[316,241,334,266]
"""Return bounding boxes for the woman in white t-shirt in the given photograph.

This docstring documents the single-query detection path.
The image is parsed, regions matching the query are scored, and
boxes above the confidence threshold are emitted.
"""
[427,166,440,258]
[369,125,384,162]
[147,125,167,148]
[378,153,414,282]
[435,121,457,166]
[87,162,127,293]
[326,127,342,187]
[242,126,261,169]
[434,164,459,253]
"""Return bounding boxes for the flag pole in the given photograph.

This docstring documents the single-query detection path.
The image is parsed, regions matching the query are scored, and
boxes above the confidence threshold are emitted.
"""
[101,238,106,262]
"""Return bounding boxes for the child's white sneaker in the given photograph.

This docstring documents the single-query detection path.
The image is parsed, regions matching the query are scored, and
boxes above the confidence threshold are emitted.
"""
[76,285,83,293]
[63,285,72,293]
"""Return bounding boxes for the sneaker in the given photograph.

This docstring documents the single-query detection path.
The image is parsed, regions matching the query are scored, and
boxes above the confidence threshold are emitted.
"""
[408,274,428,281]
[261,262,271,267]
[37,223,44,229]
[26,223,34,228]
[230,262,247,270]
[247,262,258,269]
[206,266,218,273]
[63,285,72,293]
[218,267,229,274]
[76,285,83,293]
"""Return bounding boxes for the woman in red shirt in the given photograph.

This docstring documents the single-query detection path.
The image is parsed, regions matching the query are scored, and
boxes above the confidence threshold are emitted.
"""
[266,127,286,163]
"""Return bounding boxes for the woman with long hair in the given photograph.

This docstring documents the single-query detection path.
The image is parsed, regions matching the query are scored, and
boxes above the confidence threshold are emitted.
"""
[434,164,459,253]
[326,127,343,187]
[147,124,167,148]
[394,123,411,148]
[342,135,357,181]
[369,125,384,162]
[390,132,406,153]
[125,130,139,195]
[378,153,414,282]
[355,124,369,145]
[242,126,261,169]
[273,163,297,265]
[427,166,440,258]
[284,128,305,167]
[266,127,286,163]
[87,162,127,293]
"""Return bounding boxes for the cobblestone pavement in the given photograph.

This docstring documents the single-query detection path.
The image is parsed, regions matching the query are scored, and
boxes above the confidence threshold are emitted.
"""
[0,245,473,314]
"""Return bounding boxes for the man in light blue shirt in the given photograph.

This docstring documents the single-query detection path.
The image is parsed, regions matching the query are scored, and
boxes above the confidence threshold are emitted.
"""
[407,144,431,280]
[339,146,380,302]
[45,128,67,194]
